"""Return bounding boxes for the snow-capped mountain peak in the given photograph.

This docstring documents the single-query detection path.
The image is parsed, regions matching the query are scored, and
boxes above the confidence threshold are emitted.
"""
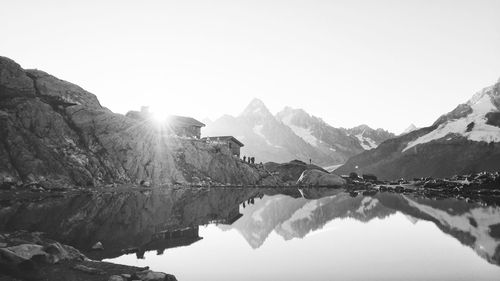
[347,125,395,150]
[400,124,418,135]
[276,107,321,147]
[404,84,500,152]
[240,98,273,118]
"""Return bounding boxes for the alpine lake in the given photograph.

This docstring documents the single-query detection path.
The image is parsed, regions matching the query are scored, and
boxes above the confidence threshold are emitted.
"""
[1,186,500,281]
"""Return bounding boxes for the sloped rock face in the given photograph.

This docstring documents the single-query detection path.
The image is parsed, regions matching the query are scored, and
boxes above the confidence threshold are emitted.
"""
[296,169,346,186]
[0,56,275,187]
[27,69,102,109]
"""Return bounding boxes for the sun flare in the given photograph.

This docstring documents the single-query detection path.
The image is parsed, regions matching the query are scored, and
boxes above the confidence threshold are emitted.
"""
[149,106,169,123]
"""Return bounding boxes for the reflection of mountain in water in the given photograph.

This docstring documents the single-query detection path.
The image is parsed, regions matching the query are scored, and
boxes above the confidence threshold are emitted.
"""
[0,187,499,266]
[400,197,500,265]
[226,192,393,248]
[228,191,500,266]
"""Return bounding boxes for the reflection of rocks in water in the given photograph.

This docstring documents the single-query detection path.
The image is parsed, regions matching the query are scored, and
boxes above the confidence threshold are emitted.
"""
[137,226,202,258]
[0,188,257,260]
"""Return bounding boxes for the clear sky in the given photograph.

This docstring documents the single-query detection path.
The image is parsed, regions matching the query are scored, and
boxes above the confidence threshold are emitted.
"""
[2,0,500,133]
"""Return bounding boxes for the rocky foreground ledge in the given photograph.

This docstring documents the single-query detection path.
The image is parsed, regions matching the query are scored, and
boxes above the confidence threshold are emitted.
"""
[0,231,176,281]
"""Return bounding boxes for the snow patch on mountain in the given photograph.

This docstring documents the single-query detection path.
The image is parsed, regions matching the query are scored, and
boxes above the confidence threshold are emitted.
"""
[403,95,500,152]
[354,132,378,150]
[279,111,320,147]
[253,125,273,146]
[252,124,265,139]
[287,124,320,147]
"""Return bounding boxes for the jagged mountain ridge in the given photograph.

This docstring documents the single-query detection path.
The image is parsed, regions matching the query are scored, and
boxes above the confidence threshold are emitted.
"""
[336,78,500,180]
[344,124,395,150]
[204,99,395,166]
[276,107,364,159]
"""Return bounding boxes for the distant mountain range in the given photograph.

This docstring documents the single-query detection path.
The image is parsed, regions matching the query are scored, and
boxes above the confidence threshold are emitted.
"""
[203,99,395,166]
[336,78,500,180]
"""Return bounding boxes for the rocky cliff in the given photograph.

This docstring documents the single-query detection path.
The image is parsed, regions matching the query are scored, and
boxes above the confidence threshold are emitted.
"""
[0,56,277,188]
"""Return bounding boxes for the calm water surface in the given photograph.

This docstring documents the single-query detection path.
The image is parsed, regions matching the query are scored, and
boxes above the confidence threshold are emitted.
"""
[2,188,500,281]
[109,189,500,281]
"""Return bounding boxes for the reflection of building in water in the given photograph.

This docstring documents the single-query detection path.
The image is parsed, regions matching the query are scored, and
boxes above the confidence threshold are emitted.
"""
[137,226,202,258]
[208,205,243,225]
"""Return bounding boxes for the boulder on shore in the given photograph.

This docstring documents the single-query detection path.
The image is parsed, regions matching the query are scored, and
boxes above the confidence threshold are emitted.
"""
[296,169,346,186]
[264,160,328,184]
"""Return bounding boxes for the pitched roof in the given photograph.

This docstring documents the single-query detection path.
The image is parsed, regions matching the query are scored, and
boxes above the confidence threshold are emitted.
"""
[167,115,205,127]
[203,136,244,147]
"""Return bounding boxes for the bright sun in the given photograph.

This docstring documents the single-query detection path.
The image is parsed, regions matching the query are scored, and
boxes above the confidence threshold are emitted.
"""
[149,106,169,123]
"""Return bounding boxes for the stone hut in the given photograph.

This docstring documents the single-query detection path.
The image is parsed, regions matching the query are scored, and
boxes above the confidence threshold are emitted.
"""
[202,136,244,157]
[166,115,205,139]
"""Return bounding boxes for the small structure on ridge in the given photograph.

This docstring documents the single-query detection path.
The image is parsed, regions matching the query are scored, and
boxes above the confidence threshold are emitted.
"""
[202,136,244,157]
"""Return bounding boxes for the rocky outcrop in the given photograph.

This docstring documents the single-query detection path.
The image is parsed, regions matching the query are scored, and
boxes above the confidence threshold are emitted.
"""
[0,56,278,187]
[0,230,176,281]
[296,169,346,186]
[264,160,328,185]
